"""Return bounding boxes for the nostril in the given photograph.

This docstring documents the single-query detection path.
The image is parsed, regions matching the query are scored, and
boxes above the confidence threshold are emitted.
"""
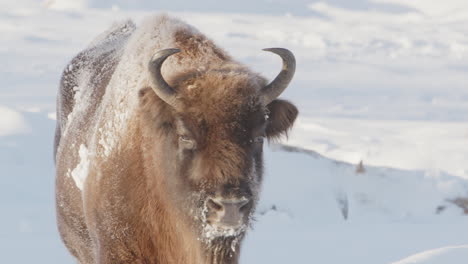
[207,198,223,211]
[206,198,251,228]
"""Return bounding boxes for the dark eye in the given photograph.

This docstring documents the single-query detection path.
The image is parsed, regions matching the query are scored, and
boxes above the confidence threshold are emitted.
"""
[253,136,264,144]
[179,135,196,150]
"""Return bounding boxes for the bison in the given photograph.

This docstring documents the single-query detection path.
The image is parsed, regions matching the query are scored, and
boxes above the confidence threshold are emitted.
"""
[55,14,297,264]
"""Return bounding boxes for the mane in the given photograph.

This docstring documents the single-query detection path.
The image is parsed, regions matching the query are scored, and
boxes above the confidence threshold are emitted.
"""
[88,14,248,160]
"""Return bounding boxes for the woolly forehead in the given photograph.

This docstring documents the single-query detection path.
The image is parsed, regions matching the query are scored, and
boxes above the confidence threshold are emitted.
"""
[169,68,268,130]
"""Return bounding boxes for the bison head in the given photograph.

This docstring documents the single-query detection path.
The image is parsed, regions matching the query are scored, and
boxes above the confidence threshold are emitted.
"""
[138,48,297,253]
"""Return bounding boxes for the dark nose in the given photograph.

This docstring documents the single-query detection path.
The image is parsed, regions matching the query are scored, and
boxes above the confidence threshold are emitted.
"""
[207,198,249,227]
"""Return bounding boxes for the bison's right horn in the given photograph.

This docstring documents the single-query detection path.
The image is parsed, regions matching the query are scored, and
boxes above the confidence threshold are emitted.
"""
[260,48,296,105]
[148,48,182,109]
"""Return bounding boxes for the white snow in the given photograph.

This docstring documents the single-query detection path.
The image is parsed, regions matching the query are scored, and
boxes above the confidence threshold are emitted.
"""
[202,223,247,242]
[289,117,468,179]
[238,145,468,263]
[390,245,468,264]
[43,0,89,11]
[0,105,29,137]
[69,144,90,191]
[1,1,468,263]
[373,0,468,17]
[47,112,56,120]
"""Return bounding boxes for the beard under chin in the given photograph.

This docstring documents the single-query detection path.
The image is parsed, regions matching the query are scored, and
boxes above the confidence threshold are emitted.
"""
[203,235,243,264]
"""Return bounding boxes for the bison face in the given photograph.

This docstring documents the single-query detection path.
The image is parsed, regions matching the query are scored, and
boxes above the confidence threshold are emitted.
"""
[139,48,297,248]
[172,108,265,243]
[138,87,297,249]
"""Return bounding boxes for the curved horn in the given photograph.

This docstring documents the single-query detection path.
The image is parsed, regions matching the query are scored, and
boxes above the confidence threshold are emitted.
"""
[260,48,296,105]
[148,48,182,109]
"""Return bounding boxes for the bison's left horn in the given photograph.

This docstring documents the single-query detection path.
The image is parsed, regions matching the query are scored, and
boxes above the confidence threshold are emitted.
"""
[260,48,296,105]
[148,48,182,109]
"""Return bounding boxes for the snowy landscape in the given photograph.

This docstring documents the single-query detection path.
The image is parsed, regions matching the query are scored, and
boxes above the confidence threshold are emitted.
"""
[1,0,468,263]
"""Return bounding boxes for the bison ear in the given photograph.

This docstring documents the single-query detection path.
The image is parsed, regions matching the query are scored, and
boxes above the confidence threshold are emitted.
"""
[265,99,298,140]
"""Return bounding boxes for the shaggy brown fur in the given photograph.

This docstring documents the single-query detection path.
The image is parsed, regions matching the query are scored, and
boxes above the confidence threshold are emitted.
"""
[55,15,297,264]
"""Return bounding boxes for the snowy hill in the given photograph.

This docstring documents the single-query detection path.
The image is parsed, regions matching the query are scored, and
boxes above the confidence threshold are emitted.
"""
[390,245,468,264]
[1,0,468,263]
[246,144,468,263]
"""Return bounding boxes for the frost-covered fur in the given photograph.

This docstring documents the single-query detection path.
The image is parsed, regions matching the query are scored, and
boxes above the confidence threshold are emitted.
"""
[55,14,297,264]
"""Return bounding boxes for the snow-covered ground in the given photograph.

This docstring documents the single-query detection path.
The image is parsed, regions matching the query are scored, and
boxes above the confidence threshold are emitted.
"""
[1,0,467,263]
